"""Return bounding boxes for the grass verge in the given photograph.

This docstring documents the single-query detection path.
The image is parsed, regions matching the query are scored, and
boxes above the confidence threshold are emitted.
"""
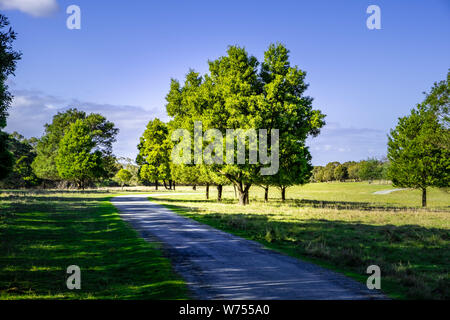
[0,190,188,299]
[150,183,449,300]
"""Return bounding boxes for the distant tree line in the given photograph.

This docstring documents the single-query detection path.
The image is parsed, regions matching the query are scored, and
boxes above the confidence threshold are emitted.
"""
[311,158,389,183]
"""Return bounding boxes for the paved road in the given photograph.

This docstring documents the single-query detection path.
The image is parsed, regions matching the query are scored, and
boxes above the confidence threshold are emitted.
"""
[111,194,385,300]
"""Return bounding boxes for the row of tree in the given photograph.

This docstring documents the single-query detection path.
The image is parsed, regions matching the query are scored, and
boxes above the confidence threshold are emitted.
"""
[135,44,325,204]
[311,158,388,183]
[0,108,120,189]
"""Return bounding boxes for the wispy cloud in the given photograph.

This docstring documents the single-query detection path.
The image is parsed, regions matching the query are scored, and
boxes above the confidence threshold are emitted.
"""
[5,89,167,159]
[0,0,58,17]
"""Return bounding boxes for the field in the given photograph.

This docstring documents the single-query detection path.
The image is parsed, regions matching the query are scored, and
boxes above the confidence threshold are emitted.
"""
[0,190,187,299]
[150,182,450,299]
[1,182,448,300]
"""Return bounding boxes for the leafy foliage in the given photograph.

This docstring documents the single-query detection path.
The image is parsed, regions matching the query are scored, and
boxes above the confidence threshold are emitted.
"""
[0,14,21,179]
[136,118,172,185]
[55,119,105,189]
[32,108,118,182]
[166,44,325,204]
[387,73,449,206]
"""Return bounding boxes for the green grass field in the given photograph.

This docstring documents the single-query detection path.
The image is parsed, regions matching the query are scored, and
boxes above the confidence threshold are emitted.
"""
[0,190,187,299]
[150,182,450,300]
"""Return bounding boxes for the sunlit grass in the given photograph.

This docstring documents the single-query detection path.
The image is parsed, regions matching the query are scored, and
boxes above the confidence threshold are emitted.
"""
[0,190,188,300]
[151,182,450,300]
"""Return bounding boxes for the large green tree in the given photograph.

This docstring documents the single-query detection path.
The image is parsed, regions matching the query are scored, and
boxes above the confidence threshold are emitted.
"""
[0,14,21,179]
[136,118,172,189]
[387,72,449,207]
[32,108,118,182]
[166,44,325,205]
[56,119,104,189]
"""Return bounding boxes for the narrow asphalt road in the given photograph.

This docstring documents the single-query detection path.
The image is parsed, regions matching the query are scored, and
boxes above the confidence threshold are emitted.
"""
[111,194,385,300]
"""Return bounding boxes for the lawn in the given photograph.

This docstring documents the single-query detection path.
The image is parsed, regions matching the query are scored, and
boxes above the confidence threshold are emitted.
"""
[0,190,188,299]
[150,182,450,300]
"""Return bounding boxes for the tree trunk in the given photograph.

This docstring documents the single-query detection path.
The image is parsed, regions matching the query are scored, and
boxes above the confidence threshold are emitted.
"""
[169,180,172,190]
[163,180,168,189]
[422,187,427,207]
[155,180,158,190]
[193,185,196,191]
[206,183,210,199]
[233,184,237,198]
[217,185,223,202]
[281,187,286,201]
[236,182,246,205]
[264,186,269,202]
[235,183,251,205]
[173,181,176,190]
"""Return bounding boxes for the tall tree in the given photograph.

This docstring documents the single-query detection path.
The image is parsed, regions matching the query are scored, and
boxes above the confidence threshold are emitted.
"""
[258,44,325,201]
[56,119,104,189]
[136,118,172,189]
[32,108,118,182]
[0,14,21,179]
[166,44,325,205]
[387,72,449,207]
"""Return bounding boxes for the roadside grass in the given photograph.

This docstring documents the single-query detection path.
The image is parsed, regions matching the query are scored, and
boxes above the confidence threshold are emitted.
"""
[0,190,188,299]
[150,182,450,300]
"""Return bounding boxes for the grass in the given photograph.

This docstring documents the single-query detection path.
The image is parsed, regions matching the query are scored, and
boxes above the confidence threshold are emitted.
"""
[0,190,188,299]
[150,182,450,300]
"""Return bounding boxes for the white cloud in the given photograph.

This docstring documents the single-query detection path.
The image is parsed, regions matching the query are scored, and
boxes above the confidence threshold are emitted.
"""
[0,0,58,17]
[5,89,167,160]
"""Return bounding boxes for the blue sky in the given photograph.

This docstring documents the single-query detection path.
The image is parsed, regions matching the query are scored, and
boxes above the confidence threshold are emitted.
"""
[2,0,449,165]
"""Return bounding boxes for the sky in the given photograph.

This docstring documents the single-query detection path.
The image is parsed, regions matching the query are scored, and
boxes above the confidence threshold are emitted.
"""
[1,0,449,165]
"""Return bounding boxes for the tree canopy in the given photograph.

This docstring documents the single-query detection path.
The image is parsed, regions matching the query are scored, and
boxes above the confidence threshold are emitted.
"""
[0,14,21,179]
[56,119,105,189]
[166,44,325,204]
[32,108,118,182]
[387,71,449,207]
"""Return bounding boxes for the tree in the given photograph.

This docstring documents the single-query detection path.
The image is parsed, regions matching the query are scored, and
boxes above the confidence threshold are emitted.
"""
[257,44,324,201]
[358,158,383,182]
[387,73,449,207]
[323,162,340,181]
[0,132,40,188]
[334,164,348,182]
[166,44,325,205]
[346,161,360,181]
[311,166,325,182]
[0,14,21,179]
[136,118,172,189]
[32,108,118,182]
[115,169,132,189]
[55,119,104,189]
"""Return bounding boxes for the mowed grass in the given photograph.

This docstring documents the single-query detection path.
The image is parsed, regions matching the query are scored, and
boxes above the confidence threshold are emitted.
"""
[0,190,188,299]
[150,182,450,300]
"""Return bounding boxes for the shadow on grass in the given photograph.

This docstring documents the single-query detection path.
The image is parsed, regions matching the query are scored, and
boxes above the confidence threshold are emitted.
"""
[0,194,187,299]
[149,195,449,212]
[162,202,450,300]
